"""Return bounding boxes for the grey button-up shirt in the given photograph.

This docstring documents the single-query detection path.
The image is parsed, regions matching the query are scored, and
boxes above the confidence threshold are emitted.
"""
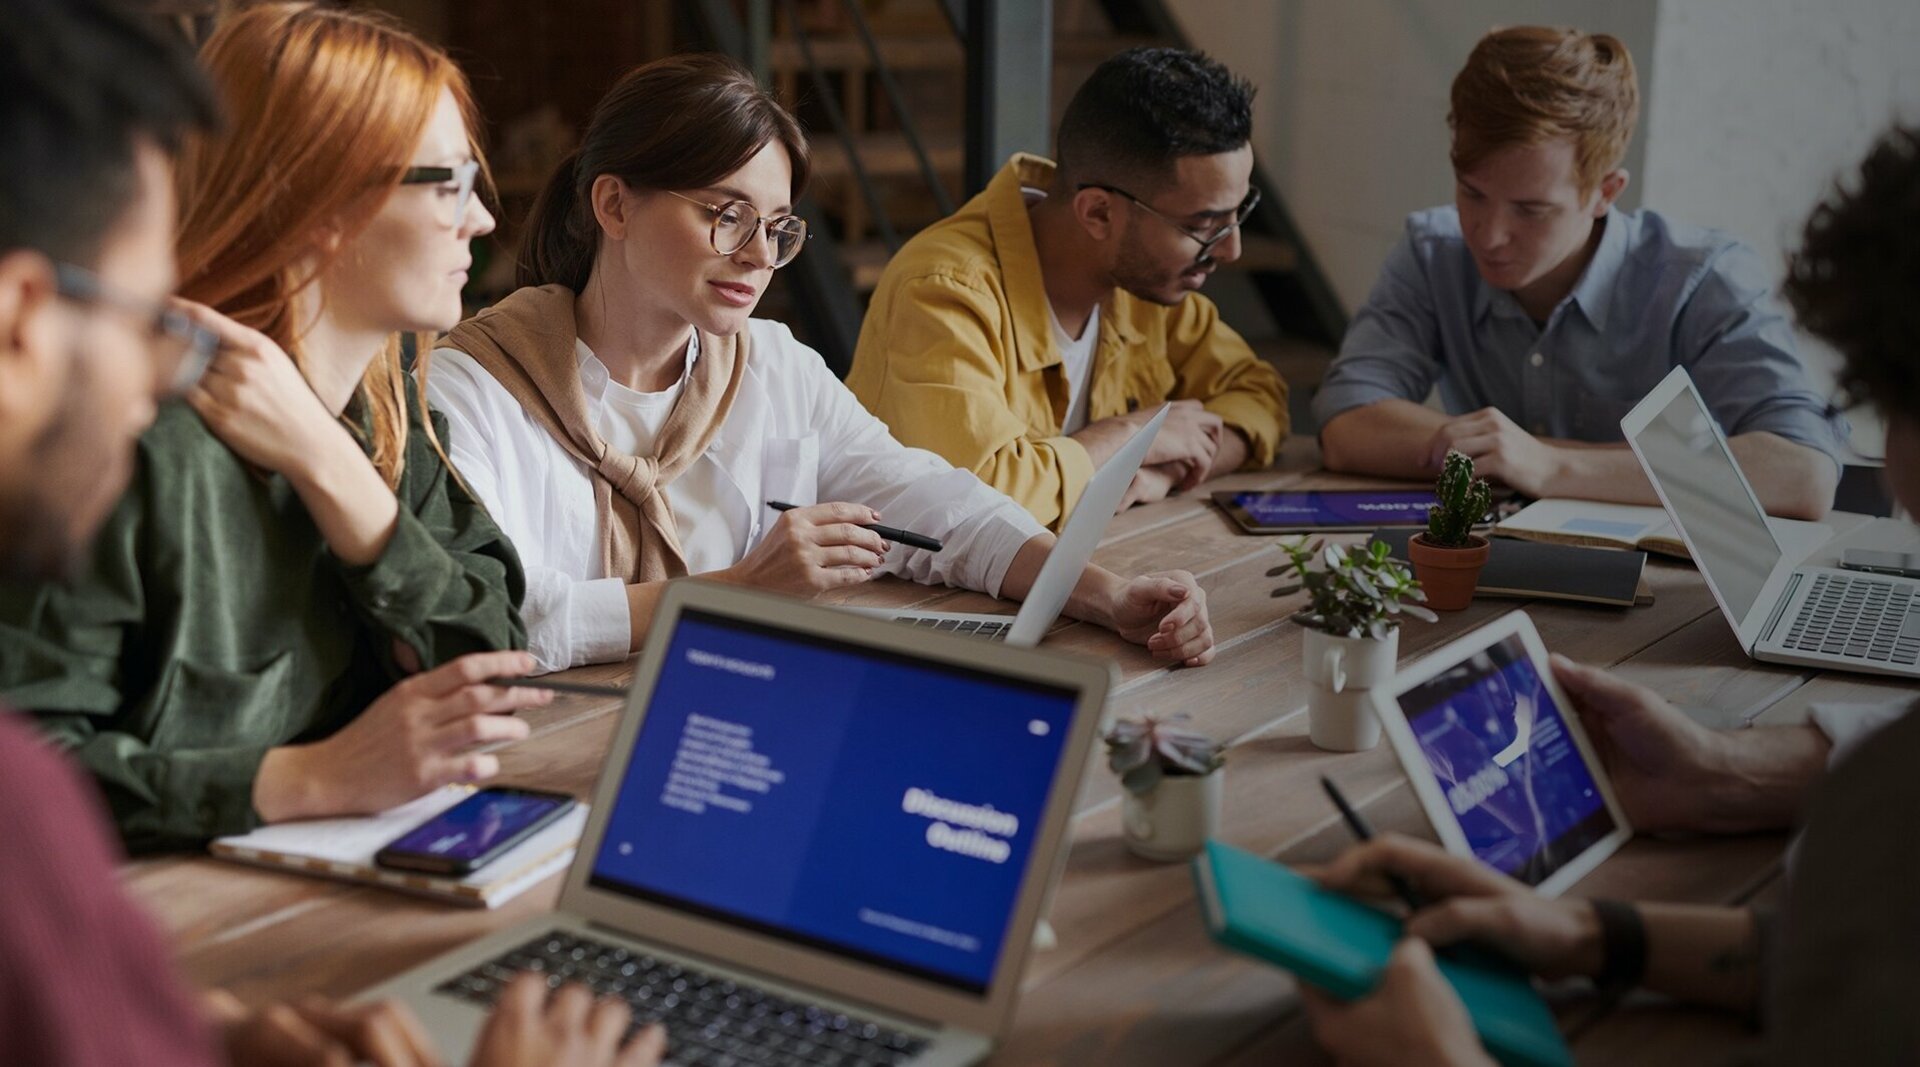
[1311,205,1846,467]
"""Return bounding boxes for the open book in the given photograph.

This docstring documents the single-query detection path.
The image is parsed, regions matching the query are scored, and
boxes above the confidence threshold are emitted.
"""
[1494,499,1831,561]
[210,785,587,909]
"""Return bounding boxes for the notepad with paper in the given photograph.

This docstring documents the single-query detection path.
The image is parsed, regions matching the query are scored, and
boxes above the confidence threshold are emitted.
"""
[1192,840,1572,1067]
[210,785,587,909]
[1495,498,1830,561]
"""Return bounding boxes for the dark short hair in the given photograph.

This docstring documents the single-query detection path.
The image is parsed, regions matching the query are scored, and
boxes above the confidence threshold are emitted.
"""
[1784,125,1920,418]
[519,53,811,292]
[0,0,218,268]
[1054,46,1254,191]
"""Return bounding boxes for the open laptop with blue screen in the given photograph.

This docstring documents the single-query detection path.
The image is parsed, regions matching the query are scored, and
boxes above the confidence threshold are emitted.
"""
[361,581,1112,1066]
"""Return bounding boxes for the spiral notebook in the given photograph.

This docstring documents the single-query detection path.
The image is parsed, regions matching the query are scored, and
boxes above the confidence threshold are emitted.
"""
[210,785,587,909]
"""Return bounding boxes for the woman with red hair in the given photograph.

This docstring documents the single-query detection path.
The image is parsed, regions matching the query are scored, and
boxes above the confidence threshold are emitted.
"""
[0,3,542,853]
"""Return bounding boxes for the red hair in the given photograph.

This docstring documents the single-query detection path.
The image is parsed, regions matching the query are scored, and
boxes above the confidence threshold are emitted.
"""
[1449,26,1639,195]
[176,2,487,487]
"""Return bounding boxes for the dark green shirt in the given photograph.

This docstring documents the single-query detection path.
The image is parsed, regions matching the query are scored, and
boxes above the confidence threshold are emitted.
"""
[0,384,526,852]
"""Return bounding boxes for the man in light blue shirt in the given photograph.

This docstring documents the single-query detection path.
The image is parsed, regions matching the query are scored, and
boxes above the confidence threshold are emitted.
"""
[1313,27,1842,518]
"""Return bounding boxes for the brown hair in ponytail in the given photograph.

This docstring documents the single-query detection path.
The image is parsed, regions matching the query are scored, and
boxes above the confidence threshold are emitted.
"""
[518,54,810,292]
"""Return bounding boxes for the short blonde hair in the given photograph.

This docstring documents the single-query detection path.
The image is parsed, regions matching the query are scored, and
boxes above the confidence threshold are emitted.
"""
[1448,26,1639,194]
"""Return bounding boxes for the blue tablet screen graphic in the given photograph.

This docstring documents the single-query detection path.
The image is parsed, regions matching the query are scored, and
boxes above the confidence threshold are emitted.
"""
[1398,633,1613,886]
[384,791,567,862]
[589,611,1078,995]
[1232,490,1444,528]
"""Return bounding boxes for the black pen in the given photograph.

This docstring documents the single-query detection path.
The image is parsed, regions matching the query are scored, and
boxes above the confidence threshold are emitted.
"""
[487,677,628,698]
[1321,775,1425,914]
[765,500,944,553]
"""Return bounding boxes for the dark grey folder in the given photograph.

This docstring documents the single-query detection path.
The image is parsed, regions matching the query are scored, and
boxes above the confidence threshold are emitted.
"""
[1369,529,1650,608]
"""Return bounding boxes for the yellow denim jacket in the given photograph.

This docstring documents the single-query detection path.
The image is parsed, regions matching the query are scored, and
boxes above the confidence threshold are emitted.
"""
[847,154,1289,530]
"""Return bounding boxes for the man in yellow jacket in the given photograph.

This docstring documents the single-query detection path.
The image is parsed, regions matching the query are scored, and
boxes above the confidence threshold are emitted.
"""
[847,47,1290,531]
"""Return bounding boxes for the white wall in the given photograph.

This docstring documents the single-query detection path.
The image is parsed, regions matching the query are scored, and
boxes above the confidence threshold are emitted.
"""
[1641,0,1920,435]
[1162,0,1656,314]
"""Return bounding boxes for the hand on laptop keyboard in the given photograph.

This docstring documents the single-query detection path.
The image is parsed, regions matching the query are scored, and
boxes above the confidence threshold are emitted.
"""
[469,971,666,1067]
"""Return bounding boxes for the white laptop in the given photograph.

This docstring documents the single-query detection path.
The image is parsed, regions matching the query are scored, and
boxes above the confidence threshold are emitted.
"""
[360,580,1112,1066]
[864,403,1170,646]
[1623,366,1920,678]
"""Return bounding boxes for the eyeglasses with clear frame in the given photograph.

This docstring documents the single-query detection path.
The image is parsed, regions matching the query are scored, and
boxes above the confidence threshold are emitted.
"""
[399,160,482,228]
[52,262,219,396]
[666,190,811,269]
[1076,182,1261,266]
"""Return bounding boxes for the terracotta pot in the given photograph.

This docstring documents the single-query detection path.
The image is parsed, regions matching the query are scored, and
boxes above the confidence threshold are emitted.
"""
[1406,533,1490,611]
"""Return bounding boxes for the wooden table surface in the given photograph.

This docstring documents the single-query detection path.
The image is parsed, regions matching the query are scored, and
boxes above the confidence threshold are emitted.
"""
[126,441,1909,1065]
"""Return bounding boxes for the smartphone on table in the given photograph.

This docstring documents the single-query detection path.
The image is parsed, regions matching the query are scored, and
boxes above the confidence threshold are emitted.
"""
[374,786,577,876]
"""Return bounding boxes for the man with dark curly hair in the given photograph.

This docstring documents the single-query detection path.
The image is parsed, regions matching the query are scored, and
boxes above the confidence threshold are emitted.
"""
[848,47,1290,529]
[1298,124,1920,1067]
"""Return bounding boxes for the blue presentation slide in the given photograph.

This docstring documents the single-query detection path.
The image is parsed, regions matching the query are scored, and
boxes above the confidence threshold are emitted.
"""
[1235,490,1442,527]
[590,613,1077,993]
[1401,635,1613,886]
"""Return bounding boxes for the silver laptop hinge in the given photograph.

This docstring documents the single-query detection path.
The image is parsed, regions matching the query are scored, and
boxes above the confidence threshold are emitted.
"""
[1761,572,1803,645]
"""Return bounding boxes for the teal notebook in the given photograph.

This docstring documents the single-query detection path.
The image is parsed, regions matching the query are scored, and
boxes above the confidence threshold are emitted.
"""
[1193,840,1572,1067]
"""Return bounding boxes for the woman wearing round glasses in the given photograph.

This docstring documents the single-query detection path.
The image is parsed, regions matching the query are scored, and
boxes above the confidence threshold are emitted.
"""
[428,54,1216,673]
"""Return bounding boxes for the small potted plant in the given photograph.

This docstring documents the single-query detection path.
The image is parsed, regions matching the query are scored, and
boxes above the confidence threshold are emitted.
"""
[1104,714,1226,862]
[1268,538,1436,751]
[1407,450,1494,611]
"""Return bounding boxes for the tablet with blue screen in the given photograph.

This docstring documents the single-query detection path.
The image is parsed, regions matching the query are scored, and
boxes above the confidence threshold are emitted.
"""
[1371,611,1632,897]
[1211,489,1488,534]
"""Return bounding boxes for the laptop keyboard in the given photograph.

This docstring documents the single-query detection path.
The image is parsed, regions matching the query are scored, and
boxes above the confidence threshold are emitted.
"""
[1782,573,1920,665]
[437,931,929,1067]
[893,615,1012,641]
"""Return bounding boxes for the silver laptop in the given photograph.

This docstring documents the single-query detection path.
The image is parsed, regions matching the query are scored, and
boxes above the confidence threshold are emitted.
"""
[360,580,1112,1065]
[1623,366,1920,678]
[867,403,1171,645]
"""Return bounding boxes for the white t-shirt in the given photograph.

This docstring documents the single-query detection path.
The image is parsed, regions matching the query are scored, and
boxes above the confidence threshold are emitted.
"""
[1051,303,1100,435]
[584,335,735,576]
[1026,183,1101,435]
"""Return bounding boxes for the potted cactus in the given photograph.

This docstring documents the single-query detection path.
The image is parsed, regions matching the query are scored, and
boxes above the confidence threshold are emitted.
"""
[1269,538,1436,751]
[1407,450,1494,611]
[1104,715,1226,861]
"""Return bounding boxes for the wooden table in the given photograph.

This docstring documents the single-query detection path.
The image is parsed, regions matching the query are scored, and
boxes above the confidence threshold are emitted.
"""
[127,441,1910,1065]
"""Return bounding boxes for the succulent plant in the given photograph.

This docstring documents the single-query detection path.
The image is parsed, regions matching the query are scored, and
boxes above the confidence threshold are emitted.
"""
[1103,714,1226,796]
[1426,449,1493,548]
[1267,537,1438,639]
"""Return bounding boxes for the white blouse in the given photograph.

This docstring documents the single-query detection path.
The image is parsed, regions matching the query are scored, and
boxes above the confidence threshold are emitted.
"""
[428,318,1046,672]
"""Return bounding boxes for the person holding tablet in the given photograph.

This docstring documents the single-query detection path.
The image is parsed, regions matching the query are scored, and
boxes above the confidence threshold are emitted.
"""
[1311,27,1843,519]
[1297,125,1920,1067]
[426,55,1215,674]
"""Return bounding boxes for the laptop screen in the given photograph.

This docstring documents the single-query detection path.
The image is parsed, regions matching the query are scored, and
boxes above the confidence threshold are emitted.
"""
[1630,380,1782,622]
[588,609,1081,995]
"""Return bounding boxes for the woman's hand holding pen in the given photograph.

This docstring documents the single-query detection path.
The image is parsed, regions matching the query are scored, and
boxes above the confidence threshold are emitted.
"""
[717,501,891,596]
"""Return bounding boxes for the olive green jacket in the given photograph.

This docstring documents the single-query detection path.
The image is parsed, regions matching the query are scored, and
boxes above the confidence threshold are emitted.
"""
[0,385,526,852]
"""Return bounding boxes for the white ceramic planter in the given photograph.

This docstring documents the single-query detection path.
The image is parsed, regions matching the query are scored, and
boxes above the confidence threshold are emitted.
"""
[1121,769,1223,862]
[1301,627,1400,752]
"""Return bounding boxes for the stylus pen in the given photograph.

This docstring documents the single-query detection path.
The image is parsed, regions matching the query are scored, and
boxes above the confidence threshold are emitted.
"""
[765,500,944,552]
[486,677,628,698]
[1321,775,1426,914]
